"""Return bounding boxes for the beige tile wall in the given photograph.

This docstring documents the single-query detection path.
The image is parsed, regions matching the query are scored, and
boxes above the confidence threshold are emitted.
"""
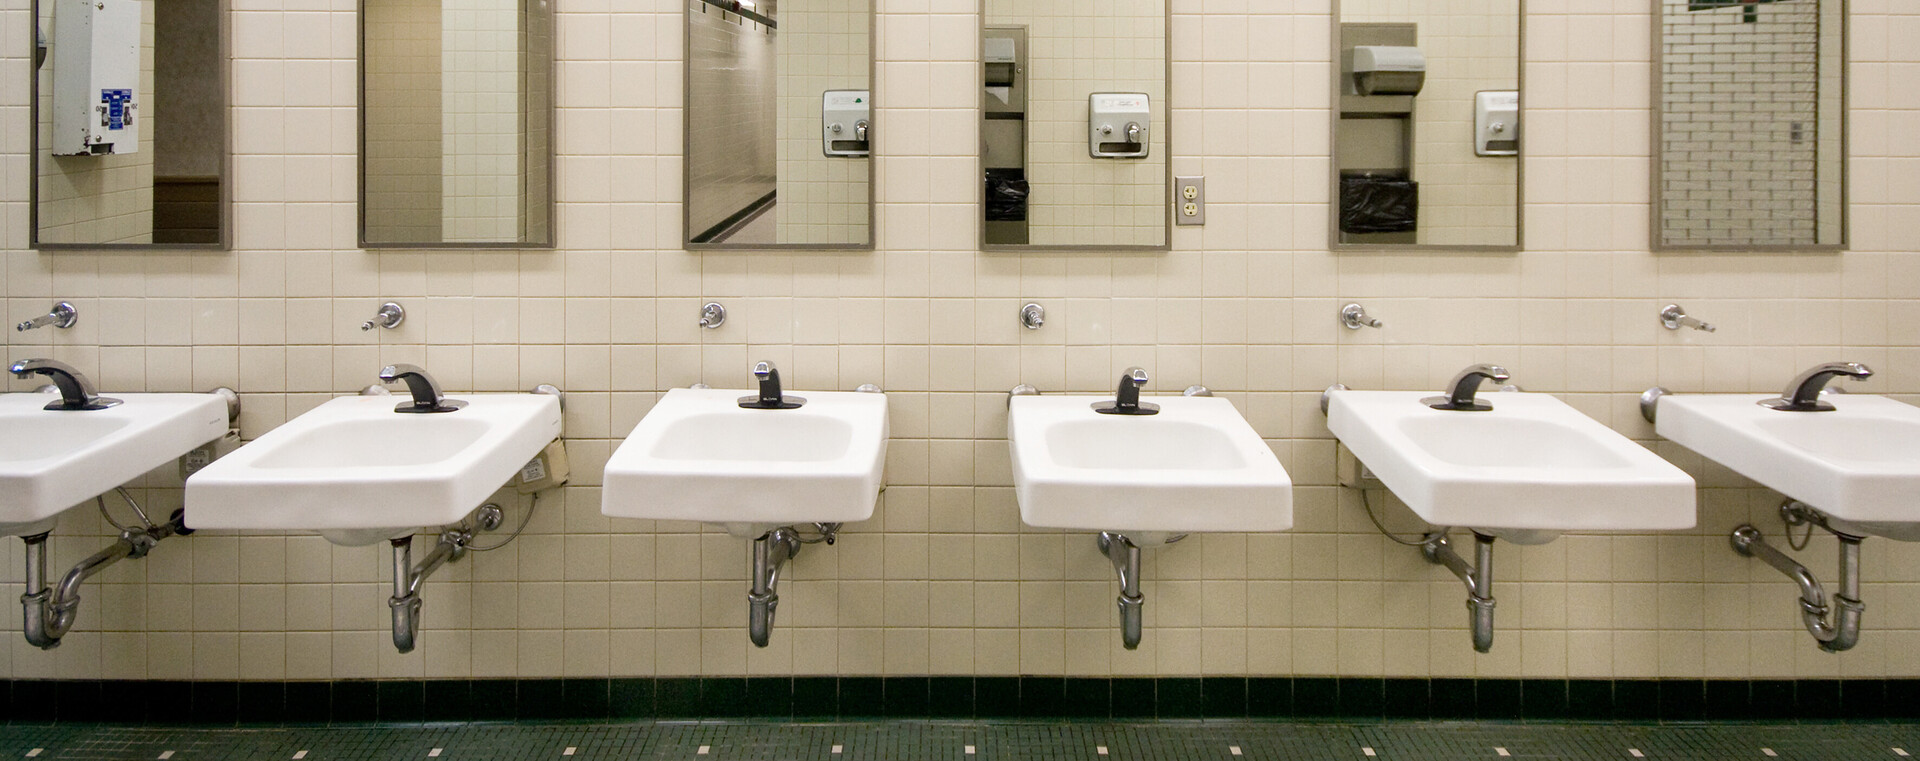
[776,0,871,244]
[1,0,1918,682]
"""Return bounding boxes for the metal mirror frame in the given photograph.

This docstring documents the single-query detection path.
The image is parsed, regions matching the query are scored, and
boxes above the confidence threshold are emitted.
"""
[28,0,233,251]
[357,0,557,250]
[1326,0,1526,253]
[1649,0,1848,253]
[682,0,878,252]
[976,0,1173,253]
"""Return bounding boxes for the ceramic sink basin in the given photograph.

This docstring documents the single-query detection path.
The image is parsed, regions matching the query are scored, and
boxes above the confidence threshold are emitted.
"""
[0,391,229,534]
[601,388,890,530]
[1007,395,1293,533]
[185,394,561,541]
[1325,390,1695,532]
[1654,393,1920,524]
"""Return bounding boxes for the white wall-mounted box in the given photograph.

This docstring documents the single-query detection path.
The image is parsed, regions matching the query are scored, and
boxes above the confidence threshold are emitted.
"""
[50,0,141,156]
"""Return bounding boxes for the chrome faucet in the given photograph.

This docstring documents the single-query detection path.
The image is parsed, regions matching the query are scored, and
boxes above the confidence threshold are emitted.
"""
[1761,362,1872,412]
[379,364,465,413]
[9,358,120,410]
[1426,364,1511,412]
[1094,367,1159,415]
[738,362,805,409]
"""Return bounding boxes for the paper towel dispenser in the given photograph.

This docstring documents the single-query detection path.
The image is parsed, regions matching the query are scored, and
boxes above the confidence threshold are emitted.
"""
[1349,45,1426,97]
[822,90,871,157]
[984,36,1017,86]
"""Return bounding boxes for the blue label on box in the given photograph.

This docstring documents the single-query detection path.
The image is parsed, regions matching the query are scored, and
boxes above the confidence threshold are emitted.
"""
[100,89,131,130]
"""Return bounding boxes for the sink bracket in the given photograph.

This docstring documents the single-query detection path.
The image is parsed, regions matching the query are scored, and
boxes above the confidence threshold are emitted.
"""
[18,490,192,650]
[1098,532,1147,650]
[388,504,509,654]
[1423,530,1497,653]
[1731,501,1865,653]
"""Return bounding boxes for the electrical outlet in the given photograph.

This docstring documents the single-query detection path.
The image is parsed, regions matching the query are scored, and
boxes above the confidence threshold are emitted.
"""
[1174,176,1205,225]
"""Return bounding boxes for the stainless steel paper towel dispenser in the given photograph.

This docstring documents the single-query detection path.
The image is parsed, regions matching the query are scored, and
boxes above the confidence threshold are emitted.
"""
[1348,45,1426,97]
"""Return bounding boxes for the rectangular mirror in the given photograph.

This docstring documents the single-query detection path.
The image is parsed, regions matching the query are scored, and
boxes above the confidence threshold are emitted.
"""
[685,0,874,250]
[1330,0,1522,250]
[31,0,227,249]
[1654,0,1845,250]
[360,0,553,248]
[980,0,1169,251]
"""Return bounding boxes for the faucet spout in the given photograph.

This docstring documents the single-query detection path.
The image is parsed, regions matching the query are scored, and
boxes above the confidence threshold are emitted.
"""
[738,361,805,409]
[1094,367,1159,416]
[1425,364,1510,412]
[379,363,465,413]
[9,358,121,411]
[1762,362,1872,412]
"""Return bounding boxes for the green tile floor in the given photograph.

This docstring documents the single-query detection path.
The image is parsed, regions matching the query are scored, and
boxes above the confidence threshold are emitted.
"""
[5,721,1919,760]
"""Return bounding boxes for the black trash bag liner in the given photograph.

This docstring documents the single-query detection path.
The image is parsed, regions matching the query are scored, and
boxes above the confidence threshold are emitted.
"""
[986,170,1030,222]
[1340,174,1419,234]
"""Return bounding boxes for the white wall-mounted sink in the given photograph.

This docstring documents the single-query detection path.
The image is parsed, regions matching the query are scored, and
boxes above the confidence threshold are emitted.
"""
[1007,395,1293,533]
[0,392,229,535]
[185,394,561,543]
[1326,390,1696,533]
[601,388,890,532]
[1654,393,1920,526]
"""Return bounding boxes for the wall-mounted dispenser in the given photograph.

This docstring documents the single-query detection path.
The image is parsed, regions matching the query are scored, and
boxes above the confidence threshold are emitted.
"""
[50,0,141,156]
[1346,45,1426,97]
[1474,90,1520,157]
[1089,93,1151,158]
[822,90,871,157]
[983,27,1029,245]
[1336,25,1421,245]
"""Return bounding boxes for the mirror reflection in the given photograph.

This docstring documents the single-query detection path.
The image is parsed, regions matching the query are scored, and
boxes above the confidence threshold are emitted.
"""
[981,0,1168,250]
[33,0,225,248]
[1655,0,1845,249]
[1332,0,1521,249]
[360,0,552,248]
[685,0,873,249]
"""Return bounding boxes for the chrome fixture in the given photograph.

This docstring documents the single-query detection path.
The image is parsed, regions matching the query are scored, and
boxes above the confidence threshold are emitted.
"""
[15,302,77,332]
[739,361,805,410]
[1340,303,1384,330]
[1100,532,1145,649]
[379,363,465,413]
[532,383,566,411]
[749,522,840,647]
[20,488,192,649]
[1640,387,1668,424]
[1424,530,1498,653]
[1008,384,1041,406]
[1659,304,1715,332]
[1423,364,1510,412]
[9,358,121,411]
[361,301,405,331]
[1761,362,1872,412]
[1321,383,1349,415]
[855,384,884,394]
[1731,500,1867,652]
[1020,302,1046,330]
[1182,385,1212,397]
[389,502,510,653]
[700,302,727,329]
[1094,367,1158,416]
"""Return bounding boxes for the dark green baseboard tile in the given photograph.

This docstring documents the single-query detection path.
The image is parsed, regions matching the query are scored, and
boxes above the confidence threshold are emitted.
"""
[6,677,1920,725]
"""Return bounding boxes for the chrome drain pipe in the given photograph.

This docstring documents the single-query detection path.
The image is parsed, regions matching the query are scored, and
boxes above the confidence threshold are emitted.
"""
[388,504,507,653]
[1731,520,1864,653]
[1099,532,1146,650]
[749,527,804,648]
[1424,531,1497,653]
[20,493,191,649]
